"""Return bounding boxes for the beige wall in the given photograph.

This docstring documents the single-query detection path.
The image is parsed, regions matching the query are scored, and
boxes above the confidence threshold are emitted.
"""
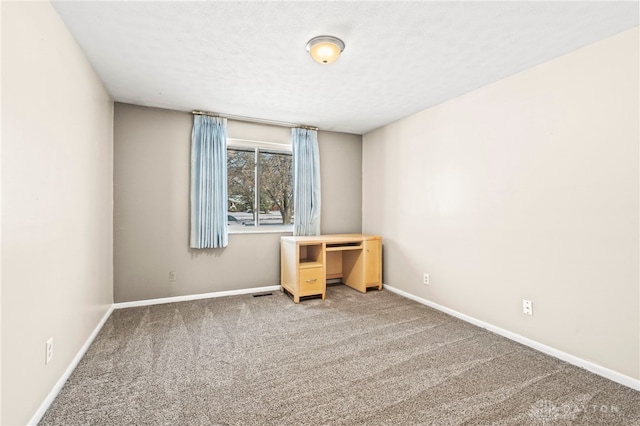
[0,3,4,422]
[1,2,114,424]
[0,3,3,423]
[363,28,639,380]
[114,103,362,303]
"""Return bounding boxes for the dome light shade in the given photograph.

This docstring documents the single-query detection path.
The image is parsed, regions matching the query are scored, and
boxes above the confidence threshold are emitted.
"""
[306,36,345,64]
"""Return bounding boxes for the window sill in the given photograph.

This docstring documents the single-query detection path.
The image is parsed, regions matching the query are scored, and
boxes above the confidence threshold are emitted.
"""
[229,227,293,235]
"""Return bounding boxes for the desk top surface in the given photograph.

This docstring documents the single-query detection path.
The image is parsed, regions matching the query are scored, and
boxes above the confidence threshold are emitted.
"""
[281,234,381,244]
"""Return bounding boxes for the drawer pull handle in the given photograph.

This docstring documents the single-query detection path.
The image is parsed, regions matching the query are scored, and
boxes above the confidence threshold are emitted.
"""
[306,278,317,283]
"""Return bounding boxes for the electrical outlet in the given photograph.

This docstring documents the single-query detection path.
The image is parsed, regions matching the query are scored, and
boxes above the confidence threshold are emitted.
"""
[423,273,430,285]
[169,271,176,283]
[522,300,533,316]
[45,338,54,365]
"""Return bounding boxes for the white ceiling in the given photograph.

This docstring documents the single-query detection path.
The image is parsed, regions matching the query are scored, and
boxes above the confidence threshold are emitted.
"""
[51,1,638,135]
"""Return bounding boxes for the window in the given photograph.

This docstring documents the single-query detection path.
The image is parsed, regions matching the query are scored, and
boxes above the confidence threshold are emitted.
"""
[227,139,294,232]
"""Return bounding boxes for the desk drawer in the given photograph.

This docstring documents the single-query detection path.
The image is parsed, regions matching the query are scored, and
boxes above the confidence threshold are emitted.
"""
[299,267,324,293]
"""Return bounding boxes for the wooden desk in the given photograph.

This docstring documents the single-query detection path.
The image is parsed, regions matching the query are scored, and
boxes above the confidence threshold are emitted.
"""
[280,234,382,303]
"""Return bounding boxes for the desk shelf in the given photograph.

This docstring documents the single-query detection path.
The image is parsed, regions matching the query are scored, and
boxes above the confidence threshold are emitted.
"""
[326,245,362,252]
[299,260,323,269]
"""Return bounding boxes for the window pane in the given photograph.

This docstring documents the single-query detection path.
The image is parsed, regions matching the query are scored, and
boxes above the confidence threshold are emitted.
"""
[258,151,293,226]
[227,149,255,228]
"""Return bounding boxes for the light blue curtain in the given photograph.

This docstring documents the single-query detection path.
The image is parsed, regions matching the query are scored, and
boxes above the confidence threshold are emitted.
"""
[190,115,228,248]
[292,128,321,236]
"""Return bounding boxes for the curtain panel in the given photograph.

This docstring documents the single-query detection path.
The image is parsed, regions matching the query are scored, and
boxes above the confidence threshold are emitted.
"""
[190,115,228,248]
[292,128,321,236]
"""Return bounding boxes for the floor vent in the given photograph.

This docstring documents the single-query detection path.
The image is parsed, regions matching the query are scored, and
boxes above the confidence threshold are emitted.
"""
[253,293,273,298]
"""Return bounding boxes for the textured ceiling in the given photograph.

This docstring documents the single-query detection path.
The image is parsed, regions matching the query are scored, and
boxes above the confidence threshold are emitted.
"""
[51,1,638,135]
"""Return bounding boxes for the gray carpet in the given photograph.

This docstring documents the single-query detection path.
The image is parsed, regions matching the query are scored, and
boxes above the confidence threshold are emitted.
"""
[40,285,639,425]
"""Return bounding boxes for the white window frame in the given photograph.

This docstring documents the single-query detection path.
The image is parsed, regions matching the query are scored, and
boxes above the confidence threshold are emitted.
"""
[227,138,294,234]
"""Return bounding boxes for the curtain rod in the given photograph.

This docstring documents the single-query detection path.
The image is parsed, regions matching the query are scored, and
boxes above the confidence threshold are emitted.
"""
[191,110,318,131]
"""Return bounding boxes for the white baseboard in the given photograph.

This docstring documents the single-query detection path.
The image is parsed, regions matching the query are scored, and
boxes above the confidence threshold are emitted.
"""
[28,305,114,426]
[113,285,281,309]
[383,284,640,391]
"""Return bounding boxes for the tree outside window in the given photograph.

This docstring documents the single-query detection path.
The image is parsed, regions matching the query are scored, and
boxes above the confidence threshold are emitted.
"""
[227,141,293,231]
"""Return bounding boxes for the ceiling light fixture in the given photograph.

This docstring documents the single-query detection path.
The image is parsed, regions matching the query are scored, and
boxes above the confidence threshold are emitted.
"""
[306,35,345,64]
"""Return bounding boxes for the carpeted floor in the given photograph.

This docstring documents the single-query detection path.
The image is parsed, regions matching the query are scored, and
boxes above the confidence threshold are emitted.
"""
[40,285,639,425]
